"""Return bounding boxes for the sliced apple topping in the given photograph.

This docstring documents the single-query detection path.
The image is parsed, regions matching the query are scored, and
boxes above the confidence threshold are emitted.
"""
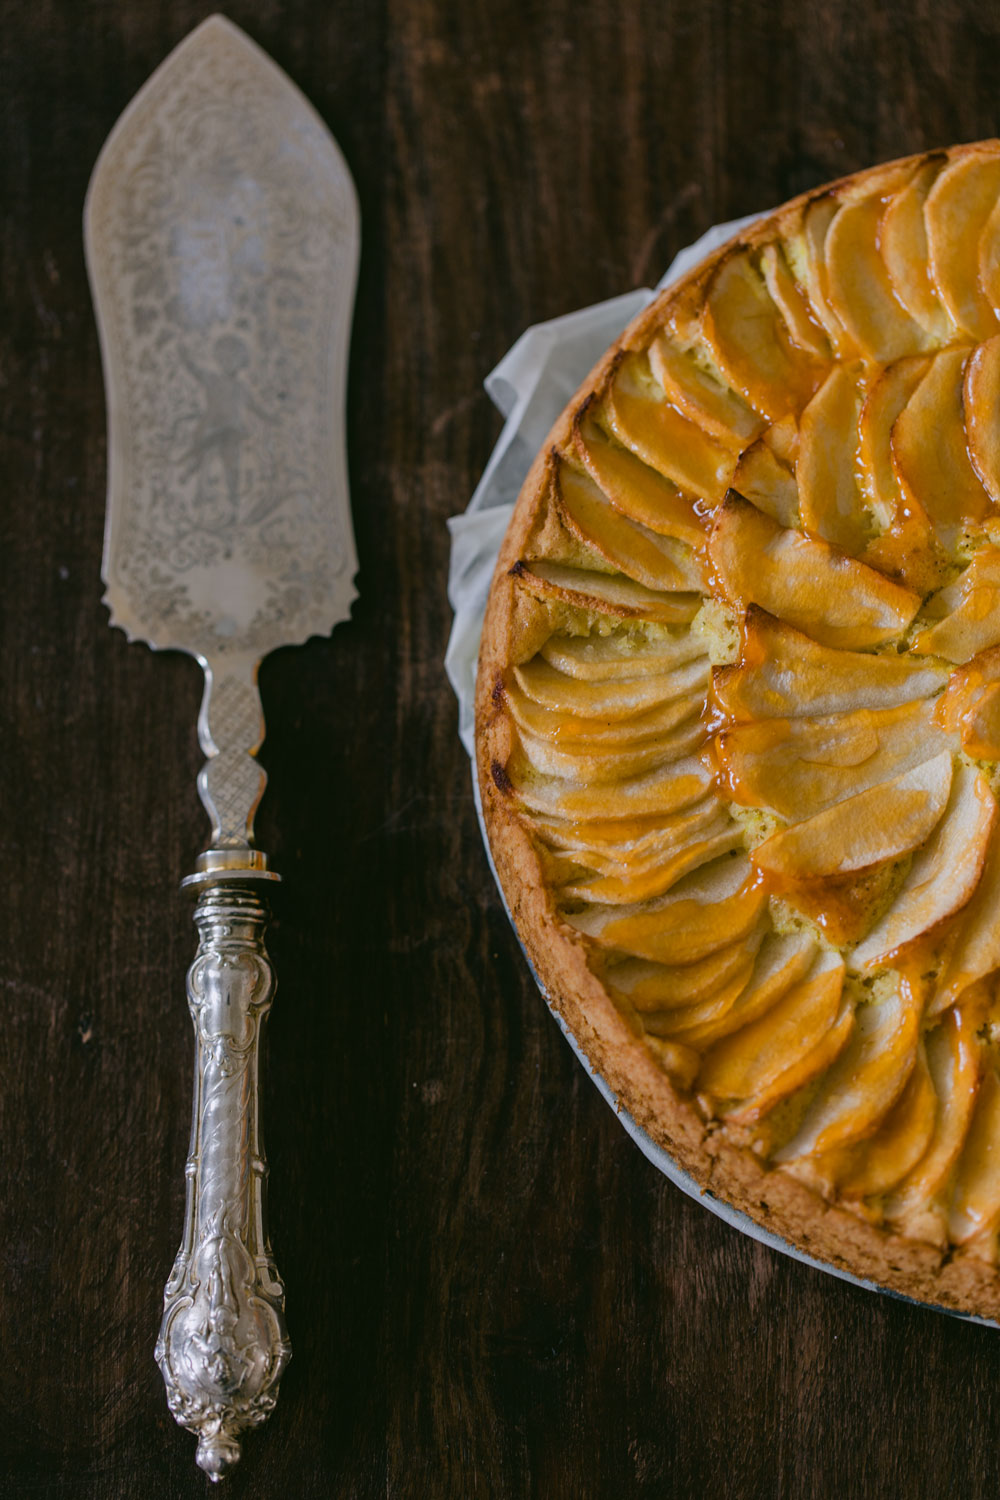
[773,978,921,1161]
[857,355,931,528]
[795,195,854,355]
[912,550,1000,661]
[731,434,799,529]
[561,823,742,906]
[925,148,1000,340]
[507,681,706,748]
[696,949,845,1112]
[823,1039,937,1199]
[759,241,830,358]
[516,715,707,785]
[568,858,766,966]
[514,651,708,719]
[752,751,953,883]
[796,361,869,554]
[885,1005,982,1236]
[891,346,993,551]
[516,753,715,822]
[670,930,820,1052]
[980,194,1000,316]
[712,610,949,723]
[646,331,763,448]
[880,155,954,340]
[824,191,928,362]
[556,462,706,593]
[850,763,996,970]
[514,560,702,624]
[963,336,1000,503]
[947,1067,1000,1245]
[538,626,707,681]
[715,700,948,822]
[708,493,920,650]
[701,248,825,420]
[607,933,761,1012]
[571,414,706,546]
[603,353,737,503]
[933,830,1000,1014]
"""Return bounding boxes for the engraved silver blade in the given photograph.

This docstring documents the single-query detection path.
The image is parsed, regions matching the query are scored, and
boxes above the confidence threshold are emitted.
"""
[83,16,360,1478]
[86,13,359,665]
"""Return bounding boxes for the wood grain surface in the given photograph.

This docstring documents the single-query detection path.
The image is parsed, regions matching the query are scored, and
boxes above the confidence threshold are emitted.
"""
[3,2,1000,1495]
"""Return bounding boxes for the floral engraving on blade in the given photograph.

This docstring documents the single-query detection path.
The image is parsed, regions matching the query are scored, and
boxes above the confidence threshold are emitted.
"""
[92,24,356,655]
[155,888,290,1479]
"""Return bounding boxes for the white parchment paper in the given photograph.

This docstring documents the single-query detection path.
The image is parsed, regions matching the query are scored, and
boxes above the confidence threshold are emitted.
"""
[443,214,994,1325]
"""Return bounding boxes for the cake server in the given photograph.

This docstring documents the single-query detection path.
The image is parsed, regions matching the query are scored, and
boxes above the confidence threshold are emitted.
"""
[84,16,359,1479]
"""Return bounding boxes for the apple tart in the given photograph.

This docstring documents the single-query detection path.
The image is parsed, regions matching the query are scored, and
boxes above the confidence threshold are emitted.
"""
[476,142,1000,1319]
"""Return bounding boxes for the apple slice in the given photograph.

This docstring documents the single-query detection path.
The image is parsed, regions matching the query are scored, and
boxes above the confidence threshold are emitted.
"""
[568,858,766,965]
[722,1001,855,1127]
[850,764,996,970]
[947,1067,1000,1245]
[532,793,724,869]
[979,193,1000,312]
[708,493,920,650]
[963,335,1000,503]
[857,355,931,527]
[759,241,830,357]
[933,634,1000,740]
[751,751,953,883]
[560,804,736,883]
[696,948,844,1104]
[515,753,714,821]
[514,560,702,624]
[796,360,869,555]
[925,148,1000,339]
[712,610,949,723]
[890,346,993,549]
[556,462,706,592]
[933,830,1000,1014]
[912,549,1000,660]
[514,652,708,718]
[823,190,928,361]
[796,195,854,354]
[539,627,707,681]
[880,155,954,340]
[958,680,1000,760]
[715,699,948,822]
[561,821,743,906]
[825,1039,937,1198]
[509,684,705,751]
[731,435,799,529]
[772,978,921,1160]
[646,331,763,448]
[603,354,737,504]
[607,933,762,1011]
[677,930,819,1050]
[516,714,706,785]
[571,415,707,546]
[701,248,825,420]
[885,1005,982,1231]
[641,956,762,1040]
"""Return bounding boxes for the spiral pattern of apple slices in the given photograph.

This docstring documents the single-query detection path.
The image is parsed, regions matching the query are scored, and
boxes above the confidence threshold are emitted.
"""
[491,143,1000,1267]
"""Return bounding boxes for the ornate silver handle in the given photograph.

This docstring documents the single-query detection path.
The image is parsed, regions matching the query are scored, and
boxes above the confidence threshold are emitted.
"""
[154,874,291,1480]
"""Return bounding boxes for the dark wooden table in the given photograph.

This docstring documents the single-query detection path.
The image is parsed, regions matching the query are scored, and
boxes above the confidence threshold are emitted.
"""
[4,2,1000,1495]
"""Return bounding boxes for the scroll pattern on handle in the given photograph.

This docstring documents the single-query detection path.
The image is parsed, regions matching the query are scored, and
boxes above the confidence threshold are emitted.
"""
[155,884,291,1481]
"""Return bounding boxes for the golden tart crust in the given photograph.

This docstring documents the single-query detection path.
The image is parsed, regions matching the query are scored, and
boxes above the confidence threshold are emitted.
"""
[476,142,1000,1319]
